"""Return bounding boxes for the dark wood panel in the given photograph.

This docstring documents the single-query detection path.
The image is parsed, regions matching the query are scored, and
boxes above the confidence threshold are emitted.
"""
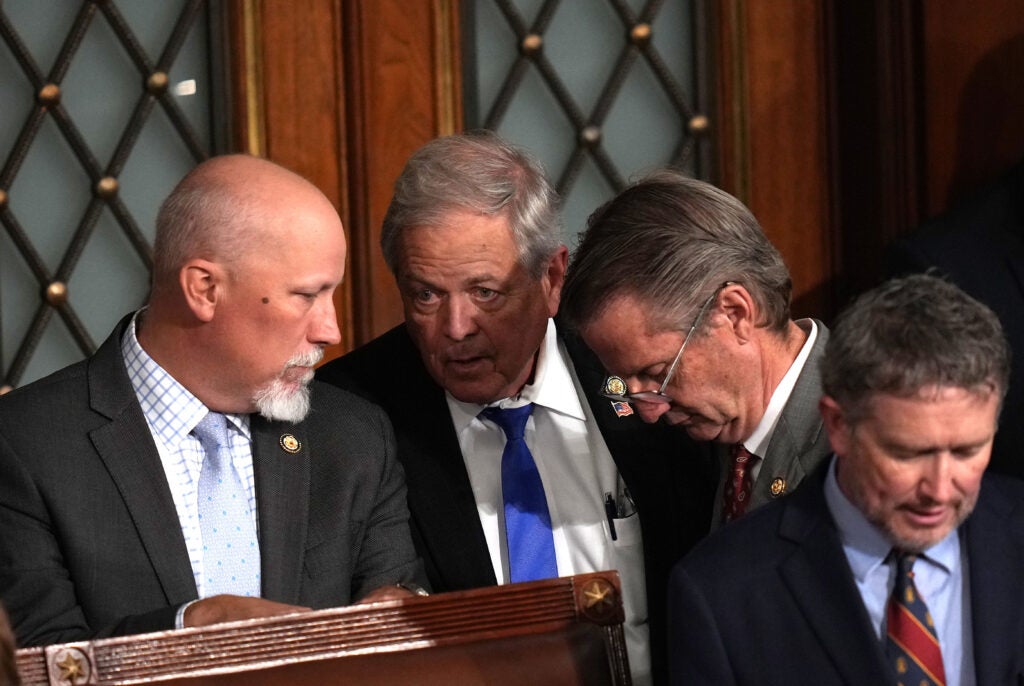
[920,1,1024,215]
[713,0,836,319]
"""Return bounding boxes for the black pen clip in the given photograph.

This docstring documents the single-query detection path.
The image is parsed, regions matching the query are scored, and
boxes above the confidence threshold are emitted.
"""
[604,492,618,541]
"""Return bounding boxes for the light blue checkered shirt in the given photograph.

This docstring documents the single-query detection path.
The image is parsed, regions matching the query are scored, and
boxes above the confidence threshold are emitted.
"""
[121,312,259,605]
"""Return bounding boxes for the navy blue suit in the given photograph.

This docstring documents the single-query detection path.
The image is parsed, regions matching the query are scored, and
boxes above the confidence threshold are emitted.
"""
[669,463,1024,685]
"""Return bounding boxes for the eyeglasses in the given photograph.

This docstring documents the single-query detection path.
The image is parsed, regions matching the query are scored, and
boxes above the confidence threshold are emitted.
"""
[602,282,731,405]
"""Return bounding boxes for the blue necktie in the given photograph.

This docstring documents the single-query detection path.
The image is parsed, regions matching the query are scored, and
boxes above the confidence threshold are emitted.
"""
[193,412,261,597]
[886,552,946,685]
[481,404,558,583]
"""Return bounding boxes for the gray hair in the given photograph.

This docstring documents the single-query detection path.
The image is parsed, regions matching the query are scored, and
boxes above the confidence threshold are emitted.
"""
[822,274,1010,422]
[151,160,256,290]
[380,131,562,278]
[561,169,792,334]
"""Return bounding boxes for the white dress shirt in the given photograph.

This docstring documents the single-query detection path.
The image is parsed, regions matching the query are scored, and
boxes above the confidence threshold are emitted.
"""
[446,319,651,686]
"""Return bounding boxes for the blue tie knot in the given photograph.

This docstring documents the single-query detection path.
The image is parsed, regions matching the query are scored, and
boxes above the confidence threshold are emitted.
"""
[481,403,534,441]
[193,412,229,452]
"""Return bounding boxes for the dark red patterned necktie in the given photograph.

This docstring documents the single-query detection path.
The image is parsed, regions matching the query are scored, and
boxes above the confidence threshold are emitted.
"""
[721,443,757,524]
[886,552,946,685]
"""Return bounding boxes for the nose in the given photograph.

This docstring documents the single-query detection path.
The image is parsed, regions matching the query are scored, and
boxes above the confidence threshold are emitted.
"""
[920,453,955,503]
[442,296,479,341]
[311,294,342,347]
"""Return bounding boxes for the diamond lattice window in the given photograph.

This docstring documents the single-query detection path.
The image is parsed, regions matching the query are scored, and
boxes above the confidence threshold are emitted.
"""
[465,0,711,245]
[0,0,212,390]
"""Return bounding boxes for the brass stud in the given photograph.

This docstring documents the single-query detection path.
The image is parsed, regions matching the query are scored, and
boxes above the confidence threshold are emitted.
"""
[38,83,61,106]
[46,281,68,306]
[95,176,118,199]
[520,33,543,56]
[0,188,7,209]
[0,385,12,396]
[630,23,652,46]
[147,71,169,95]
[579,125,601,147]
[687,114,710,135]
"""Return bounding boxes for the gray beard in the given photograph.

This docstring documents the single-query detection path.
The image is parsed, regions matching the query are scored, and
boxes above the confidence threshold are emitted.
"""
[252,349,321,423]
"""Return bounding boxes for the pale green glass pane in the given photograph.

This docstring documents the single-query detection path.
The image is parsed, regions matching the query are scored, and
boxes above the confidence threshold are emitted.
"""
[545,2,622,115]
[491,67,576,187]
[18,316,85,385]
[562,155,615,245]
[167,10,213,152]
[6,117,91,272]
[116,0,188,60]
[2,0,80,76]
[603,58,687,177]
[61,13,143,166]
[68,207,150,345]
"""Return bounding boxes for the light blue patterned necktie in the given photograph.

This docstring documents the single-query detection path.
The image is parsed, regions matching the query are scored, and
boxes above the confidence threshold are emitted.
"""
[481,403,558,583]
[193,412,261,597]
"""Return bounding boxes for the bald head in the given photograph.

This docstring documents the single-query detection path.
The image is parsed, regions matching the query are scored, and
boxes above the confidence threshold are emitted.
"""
[151,155,338,295]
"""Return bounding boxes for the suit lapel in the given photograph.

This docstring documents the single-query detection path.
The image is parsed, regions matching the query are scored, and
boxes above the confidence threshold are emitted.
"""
[755,322,830,508]
[776,472,891,685]
[86,323,197,605]
[967,477,1024,684]
[251,416,310,603]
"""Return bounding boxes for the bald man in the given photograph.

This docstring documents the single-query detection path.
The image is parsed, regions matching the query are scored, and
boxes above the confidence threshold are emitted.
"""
[0,156,423,647]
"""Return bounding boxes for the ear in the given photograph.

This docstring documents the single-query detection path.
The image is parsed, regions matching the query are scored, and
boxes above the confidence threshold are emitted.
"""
[179,259,223,322]
[542,245,569,317]
[717,282,757,341]
[819,394,850,457]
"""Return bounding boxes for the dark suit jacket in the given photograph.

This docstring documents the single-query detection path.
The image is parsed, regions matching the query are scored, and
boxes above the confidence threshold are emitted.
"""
[669,463,1024,685]
[711,321,831,524]
[887,160,1024,479]
[0,319,422,647]
[317,323,719,684]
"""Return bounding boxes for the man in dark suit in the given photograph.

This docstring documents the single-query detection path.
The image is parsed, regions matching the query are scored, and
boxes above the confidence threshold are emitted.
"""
[561,171,831,527]
[0,155,422,647]
[887,158,1024,480]
[669,274,1021,686]
[317,132,715,686]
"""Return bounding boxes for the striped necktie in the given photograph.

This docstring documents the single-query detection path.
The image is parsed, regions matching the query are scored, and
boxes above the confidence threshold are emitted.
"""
[886,552,946,686]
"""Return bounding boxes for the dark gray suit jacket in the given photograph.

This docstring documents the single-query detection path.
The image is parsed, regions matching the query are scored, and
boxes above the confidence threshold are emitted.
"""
[317,323,719,685]
[670,463,1024,685]
[0,319,422,647]
[711,321,831,524]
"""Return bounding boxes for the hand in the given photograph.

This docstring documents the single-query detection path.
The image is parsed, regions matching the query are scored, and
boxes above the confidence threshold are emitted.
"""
[356,584,427,604]
[183,595,311,627]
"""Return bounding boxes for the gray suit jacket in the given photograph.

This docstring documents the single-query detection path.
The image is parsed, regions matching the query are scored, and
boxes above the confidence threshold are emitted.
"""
[0,319,422,647]
[711,321,831,524]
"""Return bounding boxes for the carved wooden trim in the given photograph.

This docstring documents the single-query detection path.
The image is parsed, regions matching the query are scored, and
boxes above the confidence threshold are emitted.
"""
[16,573,629,686]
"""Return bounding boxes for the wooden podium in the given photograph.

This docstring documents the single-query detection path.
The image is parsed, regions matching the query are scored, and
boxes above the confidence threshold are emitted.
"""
[15,572,630,685]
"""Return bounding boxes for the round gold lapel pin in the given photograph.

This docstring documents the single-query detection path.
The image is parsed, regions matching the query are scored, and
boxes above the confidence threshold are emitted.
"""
[602,375,627,397]
[769,477,787,498]
[280,434,301,454]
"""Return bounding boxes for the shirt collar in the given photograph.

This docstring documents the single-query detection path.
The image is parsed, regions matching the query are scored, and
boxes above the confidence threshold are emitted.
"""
[743,318,817,456]
[446,319,584,431]
[824,455,960,581]
[122,309,250,447]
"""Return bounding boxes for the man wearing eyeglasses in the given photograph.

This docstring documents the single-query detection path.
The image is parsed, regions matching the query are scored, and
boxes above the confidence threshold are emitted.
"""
[561,170,832,527]
[317,132,716,686]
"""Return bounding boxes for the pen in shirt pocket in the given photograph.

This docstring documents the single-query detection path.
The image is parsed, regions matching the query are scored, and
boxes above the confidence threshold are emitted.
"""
[604,492,618,541]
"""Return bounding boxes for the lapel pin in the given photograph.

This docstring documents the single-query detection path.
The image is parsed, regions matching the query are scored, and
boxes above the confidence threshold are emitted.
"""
[602,375,627,396]
[769,477,786,498]
[611,401,634,417]
[279,434,301,454]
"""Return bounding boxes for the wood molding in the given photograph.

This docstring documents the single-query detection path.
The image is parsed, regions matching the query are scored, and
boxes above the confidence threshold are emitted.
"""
[342,0,463,345]
[712,0,836,319]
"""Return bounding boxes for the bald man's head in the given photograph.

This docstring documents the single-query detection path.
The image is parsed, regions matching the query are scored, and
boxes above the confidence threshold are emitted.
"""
[151,155,337,294]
